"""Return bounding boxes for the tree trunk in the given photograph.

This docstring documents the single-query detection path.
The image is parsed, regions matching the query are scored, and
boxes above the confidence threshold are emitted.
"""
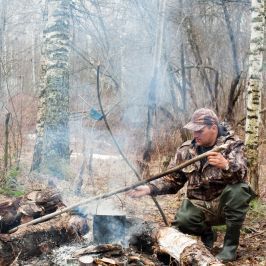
[244,0,265,194]
[222,0,241,122]
[32,0,71,178]
[185,17,215,105]
[31,0,48,172]
[143,0,167,163]
[3,112,10,176]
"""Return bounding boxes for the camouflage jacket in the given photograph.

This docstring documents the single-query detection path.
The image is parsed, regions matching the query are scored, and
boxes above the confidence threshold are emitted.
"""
[149,124,248,201]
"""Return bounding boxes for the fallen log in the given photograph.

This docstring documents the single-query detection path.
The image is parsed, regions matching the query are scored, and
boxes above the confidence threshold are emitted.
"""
[127,219,224,265]
[0,213,89,266]
[156,227,224,266]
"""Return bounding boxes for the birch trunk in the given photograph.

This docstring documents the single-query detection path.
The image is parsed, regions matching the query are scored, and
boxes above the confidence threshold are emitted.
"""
[31,1,48,172]
[32,0,71,178]
[244,0,265,194]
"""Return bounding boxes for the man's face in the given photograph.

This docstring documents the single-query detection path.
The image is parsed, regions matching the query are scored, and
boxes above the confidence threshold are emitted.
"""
[193,124,218,147]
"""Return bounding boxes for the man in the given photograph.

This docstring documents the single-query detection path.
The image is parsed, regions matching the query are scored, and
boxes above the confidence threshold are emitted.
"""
[128,108,255,262]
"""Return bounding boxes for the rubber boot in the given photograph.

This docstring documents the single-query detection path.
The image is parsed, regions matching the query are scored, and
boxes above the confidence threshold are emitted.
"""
[216,223,241,262]
[201,227,217,249]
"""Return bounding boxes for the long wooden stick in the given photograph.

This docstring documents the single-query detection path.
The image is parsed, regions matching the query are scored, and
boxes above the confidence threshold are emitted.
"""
[9,144,228,233]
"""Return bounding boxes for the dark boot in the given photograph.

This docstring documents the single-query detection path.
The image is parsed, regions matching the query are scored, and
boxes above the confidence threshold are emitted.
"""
[216,223,241,262]
[201,227,217,249]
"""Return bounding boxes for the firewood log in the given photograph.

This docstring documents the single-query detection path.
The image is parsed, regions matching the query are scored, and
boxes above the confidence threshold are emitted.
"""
[78,255,94,266]
[127,219,224,266]
[0,198,22,233]
[156,227,224,266]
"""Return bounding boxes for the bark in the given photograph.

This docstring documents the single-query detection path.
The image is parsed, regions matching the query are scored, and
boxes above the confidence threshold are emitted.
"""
[244,0,265,194]
[0,214,88,266]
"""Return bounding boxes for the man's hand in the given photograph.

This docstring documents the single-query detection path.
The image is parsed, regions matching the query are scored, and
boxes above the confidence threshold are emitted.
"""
[126,185,151,198]
[207,151,229,170]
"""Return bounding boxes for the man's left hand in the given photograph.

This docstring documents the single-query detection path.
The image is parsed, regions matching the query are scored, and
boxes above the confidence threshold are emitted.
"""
[207,151,229,170]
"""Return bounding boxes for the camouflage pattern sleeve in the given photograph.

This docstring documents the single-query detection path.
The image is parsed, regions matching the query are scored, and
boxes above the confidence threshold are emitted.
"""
[148,145,189,196]
[222,140,248,183]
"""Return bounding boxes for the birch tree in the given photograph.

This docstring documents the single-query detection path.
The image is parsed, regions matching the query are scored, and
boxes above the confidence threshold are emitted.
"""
[32,0,71,178]
[244,0,265,194]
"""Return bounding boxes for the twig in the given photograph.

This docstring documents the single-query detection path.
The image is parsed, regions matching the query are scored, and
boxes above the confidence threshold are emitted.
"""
[244,230,265,239]
[96,65,169,226]
[8,143,228,234]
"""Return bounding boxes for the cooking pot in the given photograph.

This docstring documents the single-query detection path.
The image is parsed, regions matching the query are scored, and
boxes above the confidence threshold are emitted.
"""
[93,214,126,244]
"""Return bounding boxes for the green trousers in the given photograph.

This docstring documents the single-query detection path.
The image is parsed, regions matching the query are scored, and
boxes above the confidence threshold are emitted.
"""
[172,183,255,235]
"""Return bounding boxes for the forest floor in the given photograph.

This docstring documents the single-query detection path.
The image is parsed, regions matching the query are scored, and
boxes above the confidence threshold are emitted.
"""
[2,139,266,266]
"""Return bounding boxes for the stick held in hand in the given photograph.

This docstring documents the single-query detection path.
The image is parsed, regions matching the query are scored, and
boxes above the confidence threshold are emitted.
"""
[8,144,228,234]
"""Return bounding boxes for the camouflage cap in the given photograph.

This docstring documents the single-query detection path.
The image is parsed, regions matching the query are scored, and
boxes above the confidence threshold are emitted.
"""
[184,108,219,131]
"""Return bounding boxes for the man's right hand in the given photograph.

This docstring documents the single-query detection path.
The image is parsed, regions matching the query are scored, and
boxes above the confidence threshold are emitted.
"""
[126,185,151,198]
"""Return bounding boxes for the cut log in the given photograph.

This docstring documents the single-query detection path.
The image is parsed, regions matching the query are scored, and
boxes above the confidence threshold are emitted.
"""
[0,189,65,234]
[0,197,22,233]
[126,219,224,265]
[156,227,224,266]
[94,257,117,265]
[78,255,94,266]
[0,214,89,266]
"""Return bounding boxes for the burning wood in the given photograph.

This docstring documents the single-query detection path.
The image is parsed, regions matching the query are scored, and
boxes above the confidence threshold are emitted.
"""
[73,244,123,257]
[0,213,89,266]
[0,189,88,266]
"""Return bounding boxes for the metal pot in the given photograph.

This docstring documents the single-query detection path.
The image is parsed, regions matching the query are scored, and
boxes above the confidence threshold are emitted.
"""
[93,214,126,244]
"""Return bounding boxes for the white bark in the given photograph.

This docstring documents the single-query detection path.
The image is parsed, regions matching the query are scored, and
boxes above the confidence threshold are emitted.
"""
[244,0,265,193]
[32,0,71,177]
